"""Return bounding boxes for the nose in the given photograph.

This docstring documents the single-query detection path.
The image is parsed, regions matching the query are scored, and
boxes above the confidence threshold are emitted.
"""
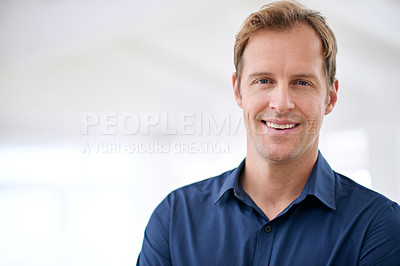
[268,84,295,114]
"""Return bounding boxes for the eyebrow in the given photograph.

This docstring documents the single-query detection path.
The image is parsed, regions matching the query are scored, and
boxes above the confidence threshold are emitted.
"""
[248,72,274,78]
[248,72,319,80]
[293,73,319,79]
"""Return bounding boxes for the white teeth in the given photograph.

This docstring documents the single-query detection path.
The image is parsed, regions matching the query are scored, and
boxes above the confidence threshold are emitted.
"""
[266,122,296,129]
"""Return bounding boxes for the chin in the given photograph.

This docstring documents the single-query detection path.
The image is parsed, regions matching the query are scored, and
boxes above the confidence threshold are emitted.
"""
[264,152,296,164]
[256,144,296,164]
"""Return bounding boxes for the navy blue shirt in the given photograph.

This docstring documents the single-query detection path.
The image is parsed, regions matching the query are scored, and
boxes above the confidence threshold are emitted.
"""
[137,153,400,265]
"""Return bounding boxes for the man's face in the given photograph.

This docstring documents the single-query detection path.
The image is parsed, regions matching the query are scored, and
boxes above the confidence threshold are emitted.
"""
[233,23,338,164]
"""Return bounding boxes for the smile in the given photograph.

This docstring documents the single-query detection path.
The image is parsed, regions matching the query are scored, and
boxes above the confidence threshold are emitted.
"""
[264,121,298,130]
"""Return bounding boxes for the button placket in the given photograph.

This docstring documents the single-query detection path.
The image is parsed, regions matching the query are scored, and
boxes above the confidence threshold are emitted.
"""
[254,224,275,265]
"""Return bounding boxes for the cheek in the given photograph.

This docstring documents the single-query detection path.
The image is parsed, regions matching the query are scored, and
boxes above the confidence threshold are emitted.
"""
[242,92,267,113]
[296,91,326,111]
[304,114,322,135]
[240,96,266,131]
[300,102,326,134]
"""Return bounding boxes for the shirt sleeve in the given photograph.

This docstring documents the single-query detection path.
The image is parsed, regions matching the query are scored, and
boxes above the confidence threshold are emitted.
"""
[359,202,400,265]
[137,196,172,266]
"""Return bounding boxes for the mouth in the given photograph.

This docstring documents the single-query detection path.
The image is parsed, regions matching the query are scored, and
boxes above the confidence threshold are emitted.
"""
[262,121,299,130]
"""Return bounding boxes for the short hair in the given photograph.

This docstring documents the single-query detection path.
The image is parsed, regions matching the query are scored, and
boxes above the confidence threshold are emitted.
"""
[234,1,337,88]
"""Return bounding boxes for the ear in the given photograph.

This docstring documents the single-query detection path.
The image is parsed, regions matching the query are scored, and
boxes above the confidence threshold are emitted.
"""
[232,72,243,108]
[325,79,339,115]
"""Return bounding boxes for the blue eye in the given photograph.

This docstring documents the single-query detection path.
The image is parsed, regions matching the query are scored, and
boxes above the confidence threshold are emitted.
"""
[258,79,269,84]
[298,81,308,86]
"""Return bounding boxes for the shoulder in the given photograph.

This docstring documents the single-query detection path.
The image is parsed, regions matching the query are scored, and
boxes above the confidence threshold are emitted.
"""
[333,172,400,263]
[331,171,400,236]
[328,172,400,264]
[163,166,236,207]
[142,169,234,238]
[334,171,396,210]
[147,165,238,236]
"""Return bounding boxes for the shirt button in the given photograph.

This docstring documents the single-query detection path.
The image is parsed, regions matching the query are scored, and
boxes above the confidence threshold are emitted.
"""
[264,225,272,233]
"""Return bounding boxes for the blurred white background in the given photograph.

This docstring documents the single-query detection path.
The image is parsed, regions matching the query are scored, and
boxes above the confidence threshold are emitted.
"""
[1,0,400,265]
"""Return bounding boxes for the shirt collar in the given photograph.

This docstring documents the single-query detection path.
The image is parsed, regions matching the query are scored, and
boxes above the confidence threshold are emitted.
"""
[214,151,336,210]
[214,159,245,204]
[301,151,336,210]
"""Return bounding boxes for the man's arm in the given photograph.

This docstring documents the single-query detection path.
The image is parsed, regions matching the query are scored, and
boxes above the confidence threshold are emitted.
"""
[359,203,400,265]
[137,198,172,266]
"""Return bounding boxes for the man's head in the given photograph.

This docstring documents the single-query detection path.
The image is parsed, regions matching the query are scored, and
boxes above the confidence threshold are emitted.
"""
[234,1,337,91]
[232,1,339,164]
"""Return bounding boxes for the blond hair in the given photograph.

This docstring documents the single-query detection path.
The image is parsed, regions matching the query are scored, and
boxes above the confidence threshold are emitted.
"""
[234,1,337,87]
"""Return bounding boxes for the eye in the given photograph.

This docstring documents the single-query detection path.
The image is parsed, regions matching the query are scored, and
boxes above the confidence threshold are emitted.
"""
[297,80,309,86]
[257,79,269,84]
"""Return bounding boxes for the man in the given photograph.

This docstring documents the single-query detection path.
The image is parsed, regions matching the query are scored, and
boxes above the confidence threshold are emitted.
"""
[137,1,400,265]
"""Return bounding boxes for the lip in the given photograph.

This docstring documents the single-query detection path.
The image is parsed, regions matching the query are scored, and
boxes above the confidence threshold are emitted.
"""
[261,119,300,133]
[264,119,298,125]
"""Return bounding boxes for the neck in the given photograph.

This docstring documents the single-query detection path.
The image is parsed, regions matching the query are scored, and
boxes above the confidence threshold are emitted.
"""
[241,143,318,220]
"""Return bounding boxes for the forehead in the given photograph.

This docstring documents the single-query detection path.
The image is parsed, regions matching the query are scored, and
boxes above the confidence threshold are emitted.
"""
[242,23,324,75]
